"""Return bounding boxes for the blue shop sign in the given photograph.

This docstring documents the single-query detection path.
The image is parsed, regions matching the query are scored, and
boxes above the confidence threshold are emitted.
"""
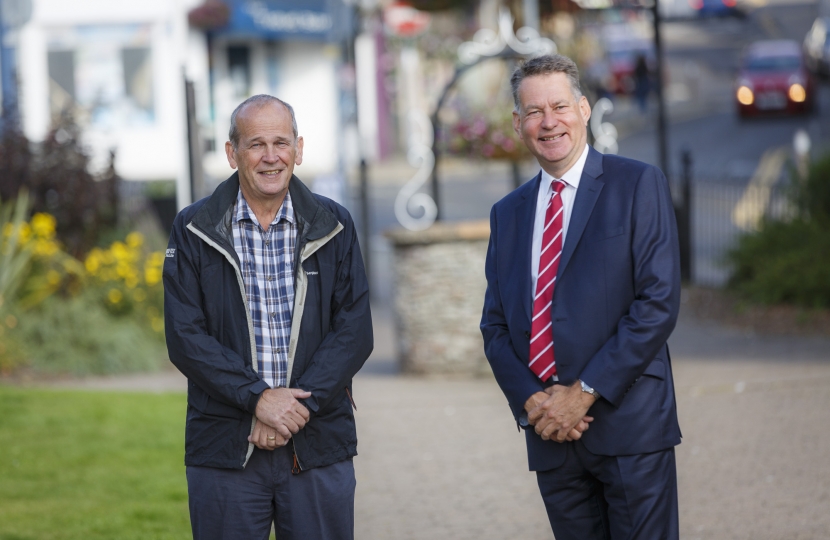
[219,0,351,41]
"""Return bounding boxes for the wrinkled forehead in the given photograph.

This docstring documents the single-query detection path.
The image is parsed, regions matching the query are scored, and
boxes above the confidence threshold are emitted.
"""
[517,73,579,107]
[236,101,294,138]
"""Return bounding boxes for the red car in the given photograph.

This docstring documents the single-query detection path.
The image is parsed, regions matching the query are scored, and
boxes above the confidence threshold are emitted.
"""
[735,40,815,117]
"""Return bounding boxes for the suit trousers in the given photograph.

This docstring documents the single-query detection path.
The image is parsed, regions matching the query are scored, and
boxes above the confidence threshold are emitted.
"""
[536,441,678,540]
[186,445,355,540]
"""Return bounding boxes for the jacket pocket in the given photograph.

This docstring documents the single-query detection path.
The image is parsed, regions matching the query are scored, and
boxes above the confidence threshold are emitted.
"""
[188,388,245,419]
[642,359,666,380]
[591,225,625,243]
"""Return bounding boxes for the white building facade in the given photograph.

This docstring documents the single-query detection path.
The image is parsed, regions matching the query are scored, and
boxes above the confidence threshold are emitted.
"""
[16,0,355,208]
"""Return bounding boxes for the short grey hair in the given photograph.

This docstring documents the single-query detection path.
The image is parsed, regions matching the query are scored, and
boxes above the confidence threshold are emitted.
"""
[510,54,583,111]
[229,94,298,149]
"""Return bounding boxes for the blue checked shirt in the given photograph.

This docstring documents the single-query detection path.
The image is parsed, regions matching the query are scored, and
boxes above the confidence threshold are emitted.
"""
[232,189,296,389]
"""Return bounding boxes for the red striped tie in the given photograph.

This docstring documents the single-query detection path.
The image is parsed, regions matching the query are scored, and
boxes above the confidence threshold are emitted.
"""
[529,180,566,381]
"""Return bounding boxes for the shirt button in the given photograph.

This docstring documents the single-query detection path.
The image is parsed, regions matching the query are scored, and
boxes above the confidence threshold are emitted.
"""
[267,276,274,282]
[270,312,276,318]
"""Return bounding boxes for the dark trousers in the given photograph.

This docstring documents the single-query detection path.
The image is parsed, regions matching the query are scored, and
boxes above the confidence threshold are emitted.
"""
[186,445,355,540]
[536,441,678,540]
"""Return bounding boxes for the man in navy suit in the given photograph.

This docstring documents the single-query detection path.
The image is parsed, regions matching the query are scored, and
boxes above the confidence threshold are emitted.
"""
[481,54,681,539]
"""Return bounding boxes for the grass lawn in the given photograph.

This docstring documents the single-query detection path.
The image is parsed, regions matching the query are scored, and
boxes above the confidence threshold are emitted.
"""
[0,387,191,540]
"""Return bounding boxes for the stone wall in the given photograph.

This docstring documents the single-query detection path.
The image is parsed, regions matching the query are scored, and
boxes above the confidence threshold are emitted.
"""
[386,220,491,376]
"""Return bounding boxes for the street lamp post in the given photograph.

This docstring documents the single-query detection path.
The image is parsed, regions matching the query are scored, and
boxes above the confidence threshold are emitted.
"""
[651,0,671,180]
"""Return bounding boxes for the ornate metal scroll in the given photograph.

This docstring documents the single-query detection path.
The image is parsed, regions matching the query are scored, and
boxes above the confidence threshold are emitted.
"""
[590,97,618,155]
[458,7,556,65]
[394,109,437,231]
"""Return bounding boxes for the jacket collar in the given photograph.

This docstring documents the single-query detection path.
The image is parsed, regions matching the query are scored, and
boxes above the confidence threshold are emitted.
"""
[189,172,340,257]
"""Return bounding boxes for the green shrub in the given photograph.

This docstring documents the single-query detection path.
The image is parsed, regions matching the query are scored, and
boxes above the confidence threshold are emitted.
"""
[9,292,167,375]
[727,151,830,308]
[792,151,830,222]
[727,218,830,308]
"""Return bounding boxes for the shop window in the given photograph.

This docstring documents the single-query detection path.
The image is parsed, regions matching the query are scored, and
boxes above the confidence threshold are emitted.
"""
[122,47,154,116]
[47,50,76,120]
[46,24,155,128]
[228,45,251,98]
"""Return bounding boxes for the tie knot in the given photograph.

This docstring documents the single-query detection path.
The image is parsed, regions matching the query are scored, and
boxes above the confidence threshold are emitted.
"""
[552,179,566,195]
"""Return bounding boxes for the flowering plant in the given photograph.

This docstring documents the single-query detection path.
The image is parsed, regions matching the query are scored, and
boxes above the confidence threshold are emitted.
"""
[3,209,164,334]
[442,106,529,161]
[84,233,165,333]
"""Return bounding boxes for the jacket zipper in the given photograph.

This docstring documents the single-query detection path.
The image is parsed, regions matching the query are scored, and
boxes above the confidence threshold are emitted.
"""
[186,222,260,467]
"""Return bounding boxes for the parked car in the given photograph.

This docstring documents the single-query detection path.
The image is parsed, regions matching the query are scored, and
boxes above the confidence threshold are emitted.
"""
[735,40,815,117]
[803,17,830,78]
[689,0,741,18]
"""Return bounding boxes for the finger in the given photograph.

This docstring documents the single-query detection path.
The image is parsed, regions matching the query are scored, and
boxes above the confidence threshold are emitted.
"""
[583,416,594,422]
[550,423,569,442]
[287,410,307,428]
[275,424,292,439]
[294,403,310,421]
[283,419,300,435]
[568,428,582,440]
[289,388,312,399]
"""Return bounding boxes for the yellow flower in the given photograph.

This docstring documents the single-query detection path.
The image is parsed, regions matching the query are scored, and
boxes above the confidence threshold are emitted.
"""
[145,267,162,287]
[111,242,129,262]
[34,239,59,256]
[46,270,61,285]
[85,249,103,274]
[31,213,57,239]
[133,289,147,302]
[126,232,144,248]
[107,289,123,304]
[125,275,139,289]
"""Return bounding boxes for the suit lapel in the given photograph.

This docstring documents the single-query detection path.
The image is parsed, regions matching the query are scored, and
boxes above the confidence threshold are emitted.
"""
[557,148,605,281]
[515,172,541,323]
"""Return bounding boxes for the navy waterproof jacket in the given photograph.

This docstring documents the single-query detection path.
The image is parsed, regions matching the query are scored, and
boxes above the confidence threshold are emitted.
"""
[163,173,373,471]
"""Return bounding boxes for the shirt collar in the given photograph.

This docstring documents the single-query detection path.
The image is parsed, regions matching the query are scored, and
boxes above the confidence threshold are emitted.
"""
[540,143,590,192]
[234,188,295,228]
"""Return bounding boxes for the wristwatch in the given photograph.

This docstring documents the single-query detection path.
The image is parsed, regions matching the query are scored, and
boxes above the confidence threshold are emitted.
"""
[579,379,601,400]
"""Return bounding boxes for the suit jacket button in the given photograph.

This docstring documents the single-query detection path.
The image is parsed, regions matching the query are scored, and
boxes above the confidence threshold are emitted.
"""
[524,331,530,338]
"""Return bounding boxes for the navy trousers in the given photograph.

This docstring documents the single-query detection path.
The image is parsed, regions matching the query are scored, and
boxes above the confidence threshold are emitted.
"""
[186,445,355,540]
[536,441,678,540]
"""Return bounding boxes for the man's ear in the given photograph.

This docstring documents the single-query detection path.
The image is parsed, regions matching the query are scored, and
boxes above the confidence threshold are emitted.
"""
[225,141,238,169]
[512,110,522,138]
[579,96,592,126]
[294,136,304,166]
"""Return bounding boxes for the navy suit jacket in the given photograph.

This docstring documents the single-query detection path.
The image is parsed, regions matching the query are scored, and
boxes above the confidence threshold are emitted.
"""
[481,146,682,472]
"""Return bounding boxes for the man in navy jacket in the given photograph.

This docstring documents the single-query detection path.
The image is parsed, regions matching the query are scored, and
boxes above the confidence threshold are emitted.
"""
[481,55,681,539]
[164,95,372,540]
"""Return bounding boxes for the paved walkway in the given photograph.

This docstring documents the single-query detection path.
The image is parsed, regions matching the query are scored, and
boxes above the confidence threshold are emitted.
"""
[39,299,830,540]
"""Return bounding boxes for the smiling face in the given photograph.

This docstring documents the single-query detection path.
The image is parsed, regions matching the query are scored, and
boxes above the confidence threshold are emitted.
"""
[225,101,303,212]
[513,72,591,179]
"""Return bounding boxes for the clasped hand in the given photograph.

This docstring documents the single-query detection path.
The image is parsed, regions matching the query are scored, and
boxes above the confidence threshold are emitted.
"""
[525,383,595,443]
[248,387,312,450]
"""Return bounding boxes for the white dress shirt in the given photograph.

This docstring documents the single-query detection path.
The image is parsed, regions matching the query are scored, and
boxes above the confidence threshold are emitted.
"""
[530,143,590,296]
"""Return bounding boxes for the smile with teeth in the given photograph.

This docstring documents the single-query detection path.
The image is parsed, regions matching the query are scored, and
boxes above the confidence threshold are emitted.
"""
[259,170,282,176]
[540,134,565,142]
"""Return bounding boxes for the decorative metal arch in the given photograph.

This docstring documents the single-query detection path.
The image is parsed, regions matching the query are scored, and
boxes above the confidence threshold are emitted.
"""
[394,7,556,230]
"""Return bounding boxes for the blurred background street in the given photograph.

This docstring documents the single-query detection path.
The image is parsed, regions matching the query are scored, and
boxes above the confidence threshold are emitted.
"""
[2,0,830,538]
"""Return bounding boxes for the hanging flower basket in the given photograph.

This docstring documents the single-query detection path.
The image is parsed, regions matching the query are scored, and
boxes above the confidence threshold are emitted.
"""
[188,0,230,30]
[442,108,529,161]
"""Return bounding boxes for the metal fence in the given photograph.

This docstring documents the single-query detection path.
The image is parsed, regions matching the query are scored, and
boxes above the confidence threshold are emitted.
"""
[683,176,795,287]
